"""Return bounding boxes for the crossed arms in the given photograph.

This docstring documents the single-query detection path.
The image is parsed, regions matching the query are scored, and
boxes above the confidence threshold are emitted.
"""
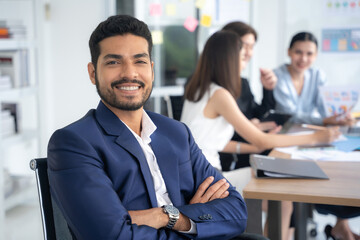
[47,117,247,240]
[129,176,231,231]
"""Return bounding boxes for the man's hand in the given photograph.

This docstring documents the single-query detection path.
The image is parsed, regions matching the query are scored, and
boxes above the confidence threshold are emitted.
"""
[128,177,230,231]
[128,208,192,232]
[128,208,168,229]
[260,68,277,90]
[189,177,229,204]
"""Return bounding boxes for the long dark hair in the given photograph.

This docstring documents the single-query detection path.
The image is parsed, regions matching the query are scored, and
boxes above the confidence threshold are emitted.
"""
[185,31,242,102]
[289,31,318,49]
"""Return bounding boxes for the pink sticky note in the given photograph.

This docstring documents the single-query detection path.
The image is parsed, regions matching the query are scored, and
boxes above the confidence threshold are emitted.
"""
[323,39,330,51]
[184,16,198,32]
[150,3,162,16]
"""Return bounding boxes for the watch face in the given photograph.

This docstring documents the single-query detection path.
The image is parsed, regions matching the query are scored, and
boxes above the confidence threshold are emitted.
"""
[165,205,179,215]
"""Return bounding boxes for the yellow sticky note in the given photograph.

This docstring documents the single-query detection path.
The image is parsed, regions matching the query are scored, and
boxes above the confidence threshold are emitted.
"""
[195,0,207,9]
[338,39,347,51]
[200,15,212,27]
[166,4,176,16]
[152,30,163,45]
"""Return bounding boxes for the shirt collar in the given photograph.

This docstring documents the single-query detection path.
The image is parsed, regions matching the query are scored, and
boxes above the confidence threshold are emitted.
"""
[120,110,157,144]
[140,110,157,144]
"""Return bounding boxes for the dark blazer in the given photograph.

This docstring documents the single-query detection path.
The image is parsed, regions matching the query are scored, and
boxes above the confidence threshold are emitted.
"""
[48,101,247,240]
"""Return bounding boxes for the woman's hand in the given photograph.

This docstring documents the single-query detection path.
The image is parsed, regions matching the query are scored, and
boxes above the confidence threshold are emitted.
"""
[250,118,279,132]
[323,113,356,126]
[314,127,341,144]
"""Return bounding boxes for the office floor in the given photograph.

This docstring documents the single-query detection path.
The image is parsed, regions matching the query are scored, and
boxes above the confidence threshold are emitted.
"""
[5,200,360,240]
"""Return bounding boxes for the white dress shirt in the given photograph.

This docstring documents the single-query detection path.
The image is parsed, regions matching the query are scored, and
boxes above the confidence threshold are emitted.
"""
[121,110,196,233]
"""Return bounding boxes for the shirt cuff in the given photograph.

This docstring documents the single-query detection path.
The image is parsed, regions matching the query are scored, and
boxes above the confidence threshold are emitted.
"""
[178,219,197,234]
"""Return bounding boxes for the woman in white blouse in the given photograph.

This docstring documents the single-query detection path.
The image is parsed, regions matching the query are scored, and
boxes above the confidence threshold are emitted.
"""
[180,30,340,240]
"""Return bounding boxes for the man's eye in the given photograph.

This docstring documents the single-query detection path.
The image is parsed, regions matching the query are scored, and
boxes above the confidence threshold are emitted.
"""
[106,61,118,65]
[136,60,147,64]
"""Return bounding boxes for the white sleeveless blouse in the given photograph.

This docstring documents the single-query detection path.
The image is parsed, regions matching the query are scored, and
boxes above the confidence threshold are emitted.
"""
[181,83,234,170]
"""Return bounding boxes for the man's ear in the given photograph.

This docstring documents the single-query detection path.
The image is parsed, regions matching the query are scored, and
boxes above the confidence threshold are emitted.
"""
[88,62,96,85]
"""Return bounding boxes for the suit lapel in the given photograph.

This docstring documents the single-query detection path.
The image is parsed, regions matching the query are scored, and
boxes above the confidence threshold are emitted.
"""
[95,101,158,207]
[150,129,181,206]
[114,135,158,207]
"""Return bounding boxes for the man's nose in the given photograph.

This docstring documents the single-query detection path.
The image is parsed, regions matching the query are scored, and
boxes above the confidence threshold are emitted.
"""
[120,63,139,79]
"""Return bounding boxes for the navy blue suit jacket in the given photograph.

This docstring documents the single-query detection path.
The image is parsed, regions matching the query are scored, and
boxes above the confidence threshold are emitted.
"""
[48,101,247,240]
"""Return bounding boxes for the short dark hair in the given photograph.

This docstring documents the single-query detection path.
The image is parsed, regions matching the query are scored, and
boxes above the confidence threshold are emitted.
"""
[289,31,318,49]
[185,30,242,102]
[89,15,153,69]
[222,21,257,41]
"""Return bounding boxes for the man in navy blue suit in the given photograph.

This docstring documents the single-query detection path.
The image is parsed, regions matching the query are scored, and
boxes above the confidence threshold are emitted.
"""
[47,15,247,240]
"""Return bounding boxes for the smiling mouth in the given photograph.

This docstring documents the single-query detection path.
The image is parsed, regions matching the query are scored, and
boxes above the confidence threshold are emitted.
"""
[117,85,140,91]
[111,79,145,91]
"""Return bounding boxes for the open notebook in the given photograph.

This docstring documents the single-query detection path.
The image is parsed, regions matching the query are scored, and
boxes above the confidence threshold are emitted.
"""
[250,154,329,179]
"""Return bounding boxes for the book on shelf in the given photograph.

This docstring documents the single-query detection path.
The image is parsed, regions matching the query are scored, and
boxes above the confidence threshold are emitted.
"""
[1,102,19,137]
[0,27,9,39]
[1,110,16,137]
[0,75,12,90]
[0,19,26,39]
[0,50,29,88]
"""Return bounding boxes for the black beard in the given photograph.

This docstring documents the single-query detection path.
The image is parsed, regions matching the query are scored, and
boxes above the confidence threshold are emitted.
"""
[95,75,152,111]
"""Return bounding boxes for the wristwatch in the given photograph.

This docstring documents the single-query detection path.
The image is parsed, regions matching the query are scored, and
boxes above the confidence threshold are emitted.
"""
[162,205,180,229]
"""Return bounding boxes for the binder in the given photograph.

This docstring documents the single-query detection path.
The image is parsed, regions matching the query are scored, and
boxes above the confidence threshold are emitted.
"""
[250,154,329,179]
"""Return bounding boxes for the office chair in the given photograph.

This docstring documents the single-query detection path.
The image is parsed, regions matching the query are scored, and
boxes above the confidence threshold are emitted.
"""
[30,158,73,240]
[30,158,268,240]
[163,95,184,121]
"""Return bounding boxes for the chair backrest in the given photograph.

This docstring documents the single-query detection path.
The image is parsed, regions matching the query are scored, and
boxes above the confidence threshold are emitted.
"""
[163,95,184,121]
[30,158,73,240]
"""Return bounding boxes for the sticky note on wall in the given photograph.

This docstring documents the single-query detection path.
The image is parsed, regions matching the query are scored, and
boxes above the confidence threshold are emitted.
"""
[200,15,212,27]
[166,3,176,16]
[150,3,162,16]
[152,30,163,44]
[184,16,198,32]
[195,0,207,9]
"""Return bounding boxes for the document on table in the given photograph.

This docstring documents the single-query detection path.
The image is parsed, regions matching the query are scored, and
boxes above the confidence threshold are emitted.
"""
[275,146,360,162]
[275,129,360,161]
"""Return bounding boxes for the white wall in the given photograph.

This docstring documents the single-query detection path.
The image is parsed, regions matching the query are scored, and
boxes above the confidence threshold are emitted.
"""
[250,0,285,103]
[250,0,360,111]
[38,0,113,154]
[38,0,360,154]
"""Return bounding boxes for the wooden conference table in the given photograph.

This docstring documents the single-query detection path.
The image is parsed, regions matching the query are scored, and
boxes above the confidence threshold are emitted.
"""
[243,150,360,240]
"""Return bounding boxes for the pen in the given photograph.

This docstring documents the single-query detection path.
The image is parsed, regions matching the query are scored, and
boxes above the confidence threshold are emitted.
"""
[301,124,327,130]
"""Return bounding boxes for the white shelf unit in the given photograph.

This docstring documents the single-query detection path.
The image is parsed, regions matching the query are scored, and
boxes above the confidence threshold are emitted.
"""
[0,0,40,237]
